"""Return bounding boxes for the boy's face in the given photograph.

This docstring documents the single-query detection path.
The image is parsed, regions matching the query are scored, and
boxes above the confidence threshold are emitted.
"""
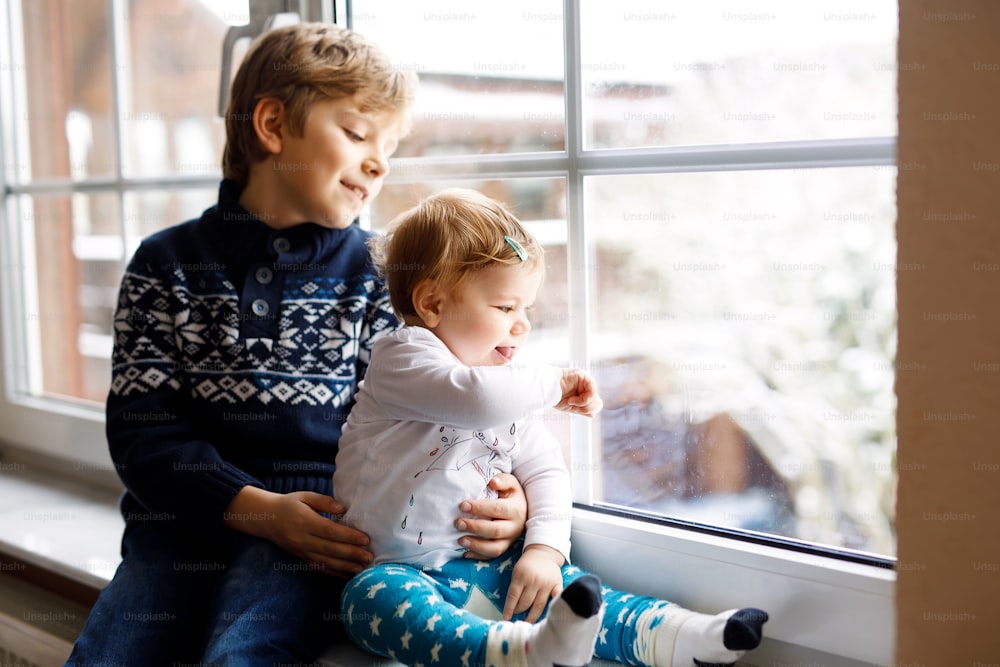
[431,264,542,367]
[268,96,404,229]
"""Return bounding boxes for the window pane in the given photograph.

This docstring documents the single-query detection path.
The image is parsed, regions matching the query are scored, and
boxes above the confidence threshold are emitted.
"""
[15,0,118,180]
[122,1,247,177]
[353,1,565,157]
[123,188,217,250]
[585,167,897,557]
[14,189,216,405]
[581,0,898,148]
[18,193,121,403]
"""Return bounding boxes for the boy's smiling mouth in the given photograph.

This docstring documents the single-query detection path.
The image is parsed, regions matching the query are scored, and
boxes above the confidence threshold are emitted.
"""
[495,346,516,362]
[343,182,368,202]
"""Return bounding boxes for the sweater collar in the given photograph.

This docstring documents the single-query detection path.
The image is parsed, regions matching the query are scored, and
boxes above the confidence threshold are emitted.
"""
[213,179,359,263]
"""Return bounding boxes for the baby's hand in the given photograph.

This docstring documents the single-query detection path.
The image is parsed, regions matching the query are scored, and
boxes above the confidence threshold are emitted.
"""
[555,369,604,418]
[504,545,565,622]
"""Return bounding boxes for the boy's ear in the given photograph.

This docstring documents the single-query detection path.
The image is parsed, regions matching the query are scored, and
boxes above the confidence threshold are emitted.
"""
[411,279,444,328]
[252,97,286,155]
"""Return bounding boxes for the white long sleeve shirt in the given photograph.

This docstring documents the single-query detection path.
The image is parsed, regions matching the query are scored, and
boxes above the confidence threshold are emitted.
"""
[334,326,572,568]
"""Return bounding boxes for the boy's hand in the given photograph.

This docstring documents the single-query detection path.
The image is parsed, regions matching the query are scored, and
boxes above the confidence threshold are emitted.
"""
[504,544,565,622]
[224,486,373,578]
[456,473,528,559]
[555,369,603,418]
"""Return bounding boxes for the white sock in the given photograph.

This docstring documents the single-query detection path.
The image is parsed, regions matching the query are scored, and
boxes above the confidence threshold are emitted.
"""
[673,610,743,667]
[485,575,605,667]
[644,605,767,667]
[485,620,531,667]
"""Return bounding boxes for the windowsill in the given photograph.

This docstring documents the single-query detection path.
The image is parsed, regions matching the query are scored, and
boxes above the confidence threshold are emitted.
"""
[0,455,123,591]
[0,450,887,667]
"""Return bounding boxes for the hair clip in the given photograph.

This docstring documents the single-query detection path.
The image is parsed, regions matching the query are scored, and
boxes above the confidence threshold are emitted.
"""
[504,235,528,262]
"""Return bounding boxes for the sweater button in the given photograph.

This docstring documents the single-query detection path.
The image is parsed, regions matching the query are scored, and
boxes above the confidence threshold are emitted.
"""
[255,266,273,284]
[273,237,291,253]
[251,299,270,316]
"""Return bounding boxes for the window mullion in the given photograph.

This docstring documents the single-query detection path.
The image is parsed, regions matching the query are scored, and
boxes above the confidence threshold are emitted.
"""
[563,0,594,502]
[6,175,223,196]
[386,136,895,185]
[577,136,897,175]
[389,151,571,183]
[108,0,132,253]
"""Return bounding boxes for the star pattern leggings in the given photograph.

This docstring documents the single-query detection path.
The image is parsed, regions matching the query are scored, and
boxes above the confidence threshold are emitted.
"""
[340,544,678,667]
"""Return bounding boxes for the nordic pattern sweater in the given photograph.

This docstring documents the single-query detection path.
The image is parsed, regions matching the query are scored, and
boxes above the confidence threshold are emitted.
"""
[106,179,398,542]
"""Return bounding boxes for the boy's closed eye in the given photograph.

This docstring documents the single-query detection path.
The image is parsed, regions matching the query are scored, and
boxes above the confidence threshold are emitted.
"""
[343,128,365,142]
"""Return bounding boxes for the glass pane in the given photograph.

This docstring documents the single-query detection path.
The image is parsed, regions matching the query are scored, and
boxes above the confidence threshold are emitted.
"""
[15,0,118,180]
[121,0,248,177]
[20,193,122,403]
[123,188,217,251]
[353,1,565,157]
[17,190,216,405]
[585,167,897,557]
[581,0,898,148]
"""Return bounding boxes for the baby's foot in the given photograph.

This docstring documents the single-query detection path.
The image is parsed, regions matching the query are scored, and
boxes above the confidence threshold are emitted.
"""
[681,607,768,667]
[527,575,605,667]
[485,575,605,667]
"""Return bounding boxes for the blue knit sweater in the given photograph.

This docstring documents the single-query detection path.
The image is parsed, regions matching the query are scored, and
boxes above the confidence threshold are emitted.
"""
[106,180,398,542]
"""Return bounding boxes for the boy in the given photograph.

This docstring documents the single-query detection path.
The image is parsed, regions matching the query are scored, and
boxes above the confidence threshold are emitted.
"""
[63,24,526,666]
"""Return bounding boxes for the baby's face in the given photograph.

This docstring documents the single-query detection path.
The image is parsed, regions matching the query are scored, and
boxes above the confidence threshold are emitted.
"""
[431,264,543,367]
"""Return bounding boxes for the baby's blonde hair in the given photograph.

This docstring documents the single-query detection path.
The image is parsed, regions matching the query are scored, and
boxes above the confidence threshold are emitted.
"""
[371,189,544,319]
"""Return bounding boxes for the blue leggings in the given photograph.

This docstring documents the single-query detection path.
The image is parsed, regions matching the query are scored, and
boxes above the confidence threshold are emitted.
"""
[341,545,677,666]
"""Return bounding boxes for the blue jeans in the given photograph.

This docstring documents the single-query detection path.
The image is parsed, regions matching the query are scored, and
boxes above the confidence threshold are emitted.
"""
[64,521,344,666]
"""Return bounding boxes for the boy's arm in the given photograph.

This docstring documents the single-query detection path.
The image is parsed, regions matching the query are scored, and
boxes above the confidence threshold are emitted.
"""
[224,485,372,577]
[456,473,529,559]
[106,249,263,541]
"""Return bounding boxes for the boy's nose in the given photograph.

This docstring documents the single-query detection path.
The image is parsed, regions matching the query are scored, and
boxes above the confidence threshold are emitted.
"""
[365,153,389,177]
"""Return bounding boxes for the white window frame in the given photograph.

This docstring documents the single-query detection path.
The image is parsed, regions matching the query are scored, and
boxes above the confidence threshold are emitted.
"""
[0,1,896,662]
[0,0,116,473]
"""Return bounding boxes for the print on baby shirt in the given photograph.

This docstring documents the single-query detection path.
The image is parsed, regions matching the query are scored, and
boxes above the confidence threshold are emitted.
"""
[402,423,520,551]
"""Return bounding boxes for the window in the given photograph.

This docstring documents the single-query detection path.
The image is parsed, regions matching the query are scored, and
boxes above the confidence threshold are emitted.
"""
[1,0,897,661]
[3,0,897,553]
[357,0,898,561]
[357,6,898,660]
[0,0,270,466]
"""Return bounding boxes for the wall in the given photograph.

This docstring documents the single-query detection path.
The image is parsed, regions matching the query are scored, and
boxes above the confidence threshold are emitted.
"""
[895,0,1000,663]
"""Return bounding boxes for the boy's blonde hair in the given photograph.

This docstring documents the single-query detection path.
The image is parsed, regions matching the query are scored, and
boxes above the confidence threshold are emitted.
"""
[223,23,416,187]
[372,189,545,319]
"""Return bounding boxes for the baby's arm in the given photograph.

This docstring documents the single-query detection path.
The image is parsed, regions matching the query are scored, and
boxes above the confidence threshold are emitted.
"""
[366,335,564,428]
[554,368,603,417]
[505,544,566,622]
[503,418,580,621]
